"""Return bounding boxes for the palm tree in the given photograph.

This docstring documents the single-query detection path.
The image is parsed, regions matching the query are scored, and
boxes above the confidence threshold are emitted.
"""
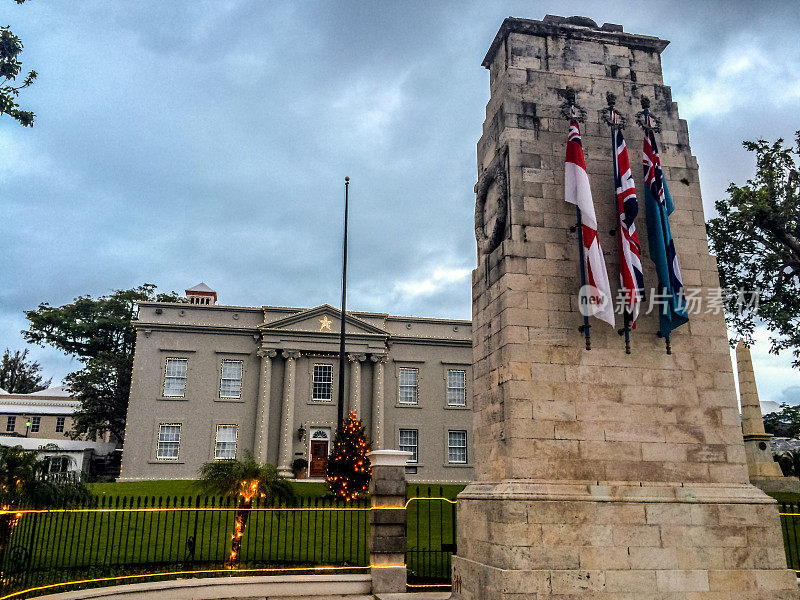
[196,452,294,568]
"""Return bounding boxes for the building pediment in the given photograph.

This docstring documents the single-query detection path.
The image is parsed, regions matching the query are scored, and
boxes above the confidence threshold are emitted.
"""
[260,305,388,338]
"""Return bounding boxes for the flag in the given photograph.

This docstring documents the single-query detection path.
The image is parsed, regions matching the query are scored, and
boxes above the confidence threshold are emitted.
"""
[612,124,645,325]
[565,117,615,327]
[643,120,688,338]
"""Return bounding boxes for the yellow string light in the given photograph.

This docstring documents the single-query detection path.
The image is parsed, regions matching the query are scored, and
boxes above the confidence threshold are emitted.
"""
[0,565,378,600]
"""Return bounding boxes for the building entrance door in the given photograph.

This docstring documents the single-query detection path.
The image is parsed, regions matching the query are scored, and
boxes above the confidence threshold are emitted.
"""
[309,440,329,478]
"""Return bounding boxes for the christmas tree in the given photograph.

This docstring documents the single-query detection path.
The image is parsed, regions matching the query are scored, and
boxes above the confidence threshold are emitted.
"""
[326,410,372,501]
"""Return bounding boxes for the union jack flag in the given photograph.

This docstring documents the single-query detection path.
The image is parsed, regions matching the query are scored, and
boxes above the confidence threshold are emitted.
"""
[612,119,645,325]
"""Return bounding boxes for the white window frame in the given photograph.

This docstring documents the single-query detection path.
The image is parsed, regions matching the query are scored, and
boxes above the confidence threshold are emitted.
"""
[55,416,66,433]
[447,369,467,406]
[214,424,239,460]
[30,416,41,432]
[156,423,182,460]
[163,358,188,398]
[398,368,419,405]
[448,430,468,464]
[399,428,419,463]
[312,363,333,402]
[219,360,243,399]
[6,416,15,432]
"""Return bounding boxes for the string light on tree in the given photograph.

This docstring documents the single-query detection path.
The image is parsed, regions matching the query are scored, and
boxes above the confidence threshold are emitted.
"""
[326,411,372,501]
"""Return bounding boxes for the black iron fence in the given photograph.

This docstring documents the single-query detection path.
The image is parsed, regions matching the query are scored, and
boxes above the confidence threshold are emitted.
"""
[0,495,369,599]
[405,485,457,587]
[779,504,800,573]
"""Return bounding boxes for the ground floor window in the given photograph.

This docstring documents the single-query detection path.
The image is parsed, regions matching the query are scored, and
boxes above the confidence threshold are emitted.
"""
[448,430,467,464]
[214,424,238,460]
[399,428,418,474]
[157,423,181,460]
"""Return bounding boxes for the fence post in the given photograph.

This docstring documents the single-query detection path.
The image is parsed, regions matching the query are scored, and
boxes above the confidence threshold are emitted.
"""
[367,449,411,595]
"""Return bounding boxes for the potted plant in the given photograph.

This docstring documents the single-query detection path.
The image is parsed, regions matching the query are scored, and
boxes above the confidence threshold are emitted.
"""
[292,458,308,480]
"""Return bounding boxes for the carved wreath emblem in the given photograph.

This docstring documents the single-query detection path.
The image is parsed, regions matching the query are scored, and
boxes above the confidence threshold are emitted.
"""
[474,164,508,255]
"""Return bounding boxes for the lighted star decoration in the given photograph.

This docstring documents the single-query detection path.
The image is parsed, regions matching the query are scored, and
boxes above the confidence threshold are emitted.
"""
[319,315,333,331]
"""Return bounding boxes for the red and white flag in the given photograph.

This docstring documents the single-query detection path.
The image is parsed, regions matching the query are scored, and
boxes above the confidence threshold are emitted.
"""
[565,116,615,327]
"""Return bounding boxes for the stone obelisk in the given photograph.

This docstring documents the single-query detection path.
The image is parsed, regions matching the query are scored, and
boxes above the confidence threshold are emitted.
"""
[737,341,799,493]
[453,16,797,599]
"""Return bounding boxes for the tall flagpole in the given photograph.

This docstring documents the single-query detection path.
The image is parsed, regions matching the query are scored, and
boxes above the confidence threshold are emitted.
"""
[337,177,350,431]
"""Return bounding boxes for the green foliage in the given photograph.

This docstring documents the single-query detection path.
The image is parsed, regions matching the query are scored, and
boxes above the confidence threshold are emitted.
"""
[1,1,37,127]
[707,133,800,367]
[0,348,51,393]
[0,445,90,506]
[326,411,371,501]
[23,284,185,442]
[196,452,295,504]
[763,403,800,438]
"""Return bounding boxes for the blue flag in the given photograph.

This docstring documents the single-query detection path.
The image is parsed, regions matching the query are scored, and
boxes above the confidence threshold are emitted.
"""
[643,127,688,339]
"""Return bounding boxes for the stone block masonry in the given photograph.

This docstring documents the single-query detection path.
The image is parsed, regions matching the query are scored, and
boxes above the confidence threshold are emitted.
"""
[453,15,798,599]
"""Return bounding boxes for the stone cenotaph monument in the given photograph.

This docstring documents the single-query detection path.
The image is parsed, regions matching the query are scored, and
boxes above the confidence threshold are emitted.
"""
[453,16,797,599]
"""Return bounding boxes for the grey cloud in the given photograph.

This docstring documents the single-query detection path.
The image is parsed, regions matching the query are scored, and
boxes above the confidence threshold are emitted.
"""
[2,0,800,387]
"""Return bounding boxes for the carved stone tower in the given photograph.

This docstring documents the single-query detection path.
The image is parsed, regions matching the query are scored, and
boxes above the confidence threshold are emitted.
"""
[453,16,797,598]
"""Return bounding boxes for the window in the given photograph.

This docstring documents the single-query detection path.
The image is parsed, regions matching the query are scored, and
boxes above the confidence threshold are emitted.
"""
[163,358,188,397]
[46,456,70,474]
[214,425,238,460]
[6,416,15,432]
[220,360,243,399]
[156,424,181,460]
[448,430,468,464]
[399,428,418,462]
[398,368,419,405]
[30,416,41,432]
[56,416,66,433]
[447,370,467,406]
[312,364,333,402]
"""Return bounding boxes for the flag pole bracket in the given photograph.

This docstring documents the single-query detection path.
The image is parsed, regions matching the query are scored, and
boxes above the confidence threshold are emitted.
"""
[636,96,662,133]
[656,331,673,355]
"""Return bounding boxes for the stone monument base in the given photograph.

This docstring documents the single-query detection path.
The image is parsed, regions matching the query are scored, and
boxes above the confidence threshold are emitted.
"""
[752,477,800,495]
[452,481,797,599]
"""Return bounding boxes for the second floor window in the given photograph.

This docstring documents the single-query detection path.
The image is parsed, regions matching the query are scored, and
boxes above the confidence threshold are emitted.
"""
[214,425,238,460]
[313,364,333,402]
[398,368,419,405]
[56,416,66,433]
[220,360,243,399]
[156,424,181,460]
[399,428,418,463]
[6,416,15,432]
[163,358,188,397]
[30,416,41,432]
[447,370,467,406]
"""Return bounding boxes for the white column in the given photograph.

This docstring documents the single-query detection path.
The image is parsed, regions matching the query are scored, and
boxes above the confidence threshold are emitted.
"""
[254,349,277,463]
[348,353,366,417]
[370,354,387,449]
[277,350,300,478]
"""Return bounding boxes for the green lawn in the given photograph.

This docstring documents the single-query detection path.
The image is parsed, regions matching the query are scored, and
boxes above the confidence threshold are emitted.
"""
[88,480,328,499]
[1,481,462,596]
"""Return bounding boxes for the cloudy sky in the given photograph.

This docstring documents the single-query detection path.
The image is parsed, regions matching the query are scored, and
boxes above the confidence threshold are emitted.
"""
[1,0,799,404]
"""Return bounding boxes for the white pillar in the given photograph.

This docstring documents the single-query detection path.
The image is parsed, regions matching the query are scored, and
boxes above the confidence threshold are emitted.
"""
[277,350,300,477]
[254,349,277,463]
[370,354,387,449]
[348,353,366,417]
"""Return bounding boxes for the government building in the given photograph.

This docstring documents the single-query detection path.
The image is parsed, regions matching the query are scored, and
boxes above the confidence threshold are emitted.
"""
[120,284,474,483]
